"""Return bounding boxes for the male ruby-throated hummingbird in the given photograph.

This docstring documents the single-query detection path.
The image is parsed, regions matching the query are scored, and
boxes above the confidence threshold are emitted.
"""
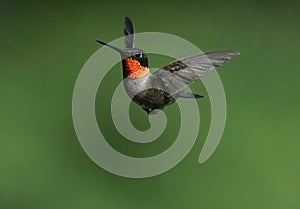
[97,17,240,114]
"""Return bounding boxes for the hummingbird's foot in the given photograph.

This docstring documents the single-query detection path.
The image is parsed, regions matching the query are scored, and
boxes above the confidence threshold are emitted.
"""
[142,107,160,115]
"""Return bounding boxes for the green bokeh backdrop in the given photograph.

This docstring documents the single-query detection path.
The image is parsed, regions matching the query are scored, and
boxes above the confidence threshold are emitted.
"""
[1,0,300,208]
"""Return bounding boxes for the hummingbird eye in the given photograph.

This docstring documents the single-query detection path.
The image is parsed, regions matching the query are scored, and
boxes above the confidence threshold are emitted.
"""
[134,52,143,58]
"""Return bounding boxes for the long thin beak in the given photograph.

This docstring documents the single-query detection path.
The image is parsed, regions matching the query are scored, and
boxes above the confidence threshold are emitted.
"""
[96,40,124,54]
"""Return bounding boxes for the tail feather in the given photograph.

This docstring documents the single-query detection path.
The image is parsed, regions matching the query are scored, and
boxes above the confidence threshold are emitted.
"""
[175,90,204,99]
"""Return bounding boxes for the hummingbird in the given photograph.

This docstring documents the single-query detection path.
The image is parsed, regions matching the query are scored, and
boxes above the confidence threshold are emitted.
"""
[96,17,240,114]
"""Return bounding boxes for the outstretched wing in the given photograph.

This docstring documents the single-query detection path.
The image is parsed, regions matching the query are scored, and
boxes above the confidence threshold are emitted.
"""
[123,17,135,48]
[153,50,240,95]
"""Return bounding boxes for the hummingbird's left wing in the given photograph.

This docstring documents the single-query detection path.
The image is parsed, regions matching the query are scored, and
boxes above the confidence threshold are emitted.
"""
[124,17,135,48]
[153,50,240,95]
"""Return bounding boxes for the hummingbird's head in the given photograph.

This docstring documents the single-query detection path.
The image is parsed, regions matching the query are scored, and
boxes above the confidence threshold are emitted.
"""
[96,40,149,79]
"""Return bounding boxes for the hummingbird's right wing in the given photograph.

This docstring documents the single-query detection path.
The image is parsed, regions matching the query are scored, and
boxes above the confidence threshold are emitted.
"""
[153,50,240,95]
[124,17,135,48]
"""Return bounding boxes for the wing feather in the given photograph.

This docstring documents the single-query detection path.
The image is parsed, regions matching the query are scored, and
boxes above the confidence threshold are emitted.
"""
[153,50,240,95]
[123,17,135,48]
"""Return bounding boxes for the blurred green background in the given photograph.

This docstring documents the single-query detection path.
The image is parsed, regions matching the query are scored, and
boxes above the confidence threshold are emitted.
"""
[1,0,300,208]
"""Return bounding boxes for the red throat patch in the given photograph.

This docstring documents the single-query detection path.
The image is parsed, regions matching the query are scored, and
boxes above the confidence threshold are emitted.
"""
[125,58,149,79]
